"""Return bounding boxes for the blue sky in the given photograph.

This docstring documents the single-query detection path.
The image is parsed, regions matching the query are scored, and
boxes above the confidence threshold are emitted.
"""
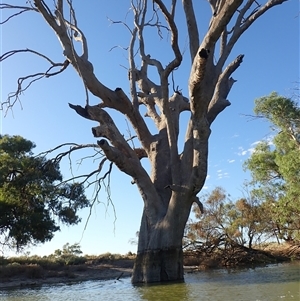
[1,0,299,256]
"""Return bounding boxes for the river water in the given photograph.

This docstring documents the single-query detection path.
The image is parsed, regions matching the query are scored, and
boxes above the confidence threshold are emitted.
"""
[0,262,299,301]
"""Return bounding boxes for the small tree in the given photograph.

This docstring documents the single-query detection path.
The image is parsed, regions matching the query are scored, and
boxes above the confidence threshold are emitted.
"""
[0,1,291,282]
[0,135,89,251]
[185,187,271,252]
[184,187,230,253]
[233,196,269,249]
[54,243,84,265]
[244,93,300,244]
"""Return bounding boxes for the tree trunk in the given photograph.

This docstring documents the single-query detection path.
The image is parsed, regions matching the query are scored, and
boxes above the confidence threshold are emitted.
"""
[132,195,192,283]
[132,246,184,283]
[248,234,254,250]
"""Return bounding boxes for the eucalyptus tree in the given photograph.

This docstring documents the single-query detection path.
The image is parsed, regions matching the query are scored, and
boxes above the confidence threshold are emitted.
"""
[0,0,290,283]
[244,93,300,244]
[184,186,268,252]
[0,135,89,251]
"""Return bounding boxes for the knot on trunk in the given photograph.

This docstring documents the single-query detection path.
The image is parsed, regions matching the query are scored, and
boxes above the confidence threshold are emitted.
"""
[199,48,210,59]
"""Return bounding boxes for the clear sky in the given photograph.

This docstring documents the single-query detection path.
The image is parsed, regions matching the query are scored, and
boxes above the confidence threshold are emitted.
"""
[1,0,299,257]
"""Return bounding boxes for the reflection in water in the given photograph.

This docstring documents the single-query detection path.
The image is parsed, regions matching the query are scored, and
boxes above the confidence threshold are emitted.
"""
[136,280,190,301]
[0,262,299,301]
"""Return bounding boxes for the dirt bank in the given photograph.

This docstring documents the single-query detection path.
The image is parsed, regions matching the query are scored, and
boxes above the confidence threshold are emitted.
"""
[0,259,134,289]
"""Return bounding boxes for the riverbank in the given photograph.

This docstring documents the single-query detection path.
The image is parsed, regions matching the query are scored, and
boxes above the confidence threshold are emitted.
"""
[0,259,134,289]
[184,242,300,271]
[1,243,299,289]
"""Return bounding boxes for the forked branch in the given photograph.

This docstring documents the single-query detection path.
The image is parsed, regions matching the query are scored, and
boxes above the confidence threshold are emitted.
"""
[217,0,288,71]
[0,49,69,110]
[0,3,37,24]
[208,54,244,124]
[153,0,182,78]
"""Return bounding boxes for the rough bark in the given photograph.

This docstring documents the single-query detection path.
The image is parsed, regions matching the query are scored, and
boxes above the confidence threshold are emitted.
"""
[0,0,290,283]
[132,192,193,283]
[132,246,184,283]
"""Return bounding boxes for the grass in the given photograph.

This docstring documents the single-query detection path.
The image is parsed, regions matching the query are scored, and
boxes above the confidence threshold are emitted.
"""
[0,252,136,282]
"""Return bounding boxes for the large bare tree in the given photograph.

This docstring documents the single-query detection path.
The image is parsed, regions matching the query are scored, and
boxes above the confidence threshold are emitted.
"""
[1,0,290,283]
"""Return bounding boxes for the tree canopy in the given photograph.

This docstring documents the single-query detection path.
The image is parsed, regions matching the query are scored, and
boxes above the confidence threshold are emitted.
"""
[244,93,300,243]
[0,135,89,251]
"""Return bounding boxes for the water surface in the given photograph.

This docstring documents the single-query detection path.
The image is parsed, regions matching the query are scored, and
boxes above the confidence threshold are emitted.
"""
[1,262,299,301]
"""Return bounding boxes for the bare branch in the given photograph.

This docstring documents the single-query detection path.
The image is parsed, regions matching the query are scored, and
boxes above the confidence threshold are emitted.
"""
[38,142,101,163]
[0,49,69,108]
[134,60,162,96]
[182,0,199,62]
[170,0,177,18]
[153,0,182,78]
[37,140,116,233]
[133,147,148,159]
[33,0,57,28]
[69,103,144,161]
[83,161,115,233]
[138,94,162,128]
[97,140,137,177]
[208,54,244,124]
[133,1,164,76]
[241,0,288,30]
[1,56,69,111]
[1,49,56,65]
[64,19,89,60]
[135,1,183,186]
[128,3,166,133]
[217,0,288,71]
[33,0,71,57]
[128,25,139,109]
[202,0,243,49]
[32,1,154,151]
[189,1,243,111]
[220,27,228,57]
[193,196,204,214]
[0,3,38,24]
[33,0,89,106]
[107,17,133,35]
[66,0,77,28]
[38,141,108,195]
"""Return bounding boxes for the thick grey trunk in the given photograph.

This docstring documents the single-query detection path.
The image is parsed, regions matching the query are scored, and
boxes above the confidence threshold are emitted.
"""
[132,246,184,283]
[132,195,192,283]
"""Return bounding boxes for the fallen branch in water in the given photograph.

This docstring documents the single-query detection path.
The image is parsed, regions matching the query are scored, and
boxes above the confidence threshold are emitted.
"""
[116,272,124,281]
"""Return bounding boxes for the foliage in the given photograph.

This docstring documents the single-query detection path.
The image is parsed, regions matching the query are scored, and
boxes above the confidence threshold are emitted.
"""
[53,243,86,265]
[184,186,271,252]
[0,135,89,251]
[244,93,300,243]
[54,243,83,257]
